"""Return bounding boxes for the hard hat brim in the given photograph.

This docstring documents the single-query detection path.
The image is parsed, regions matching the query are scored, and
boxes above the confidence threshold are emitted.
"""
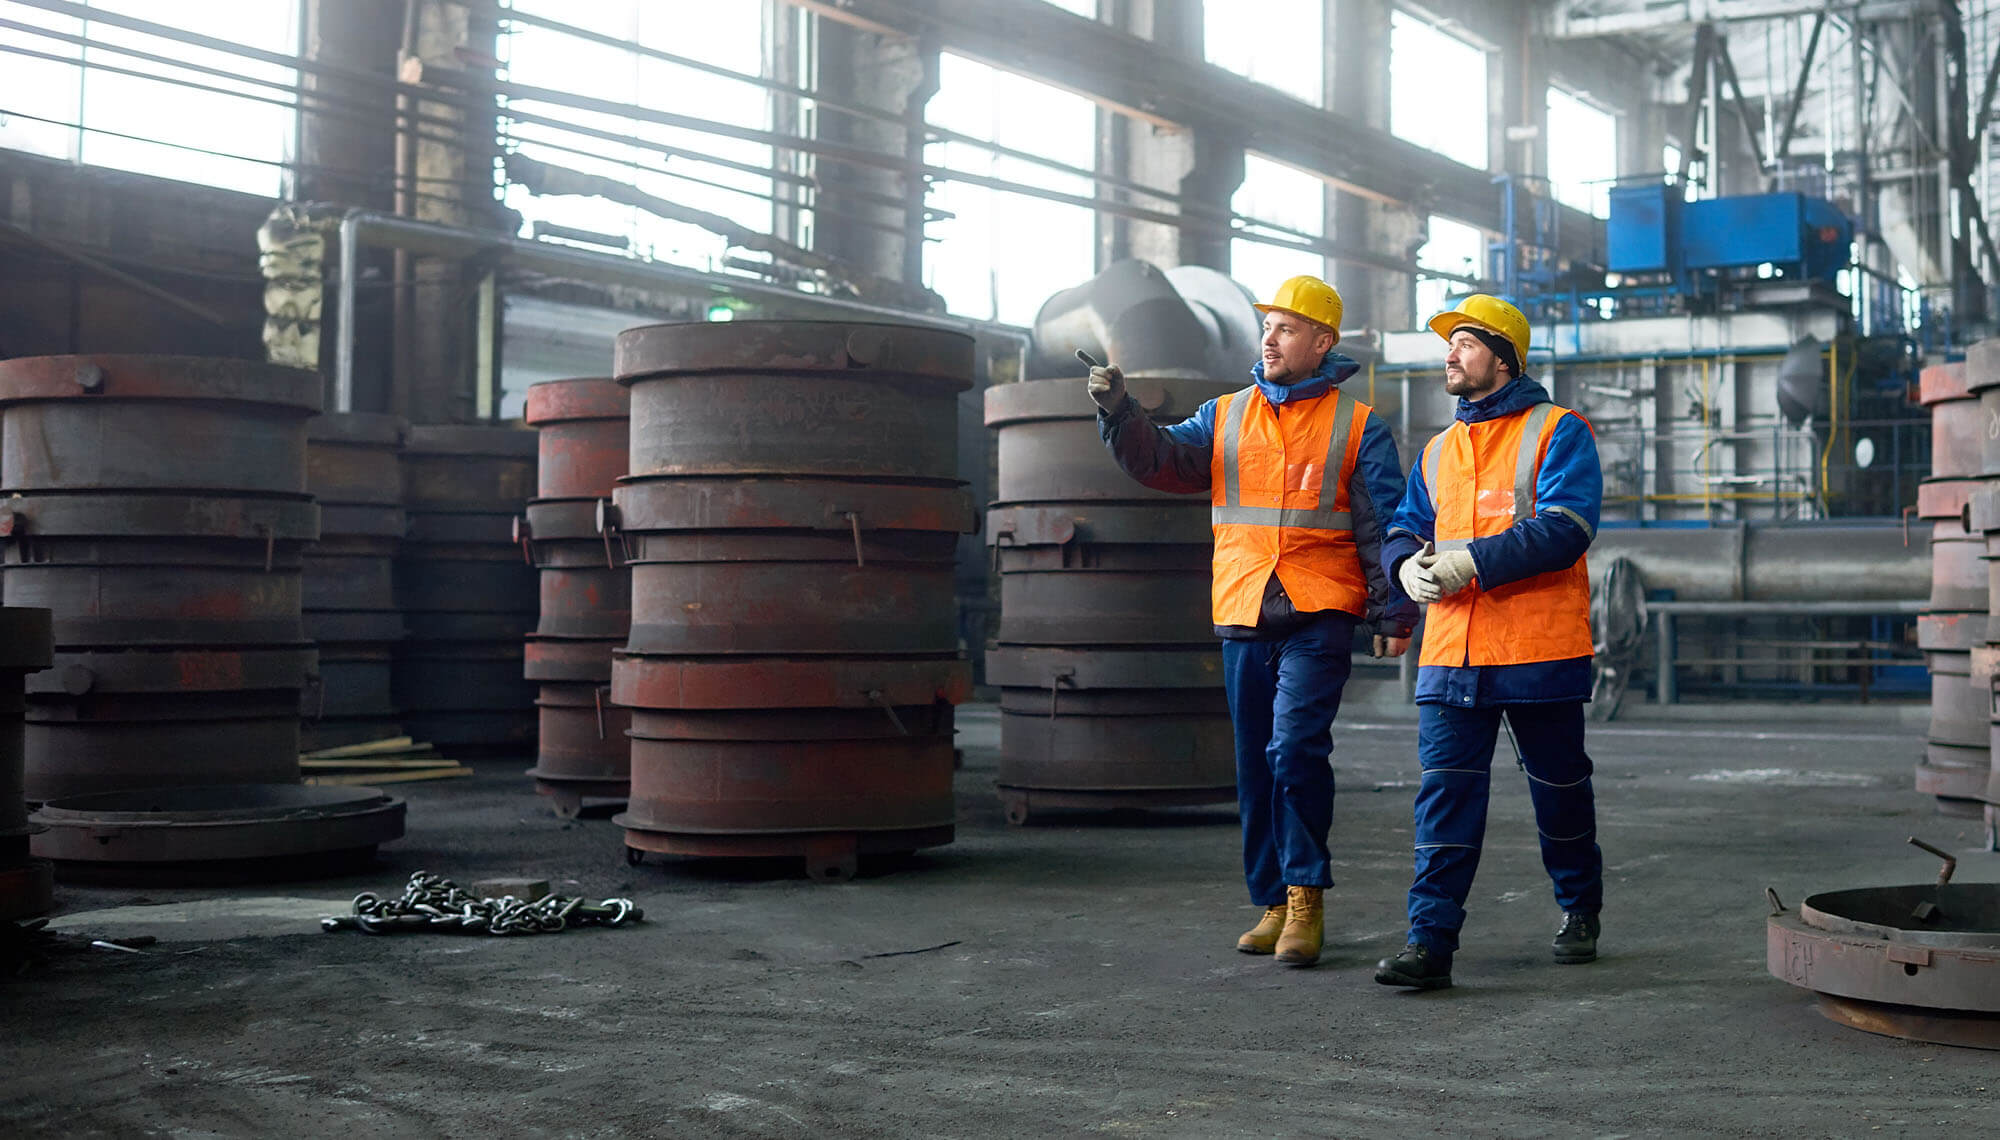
[1253,305,1340,346]
[1428,311,1490,343]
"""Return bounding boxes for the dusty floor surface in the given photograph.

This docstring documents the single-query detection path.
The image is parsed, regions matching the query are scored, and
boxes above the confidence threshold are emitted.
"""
[3,703,1995,1138]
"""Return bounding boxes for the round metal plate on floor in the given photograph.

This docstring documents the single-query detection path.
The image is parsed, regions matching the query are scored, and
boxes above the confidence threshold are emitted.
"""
[1768,883,2000,1050]
[30,783,405,884]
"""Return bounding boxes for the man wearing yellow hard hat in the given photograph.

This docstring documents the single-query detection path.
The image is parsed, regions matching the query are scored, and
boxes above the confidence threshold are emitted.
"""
[1086,274,1419,968]
[1371,294,1605,992]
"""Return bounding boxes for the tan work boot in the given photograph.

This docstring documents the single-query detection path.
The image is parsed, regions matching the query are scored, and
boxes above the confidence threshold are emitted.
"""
[1273,885,1324,967]
[1235,903,1289,954]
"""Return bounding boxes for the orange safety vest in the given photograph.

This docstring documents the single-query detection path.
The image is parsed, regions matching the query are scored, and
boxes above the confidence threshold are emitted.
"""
[1417,401,1594,667]
[1208,385,1372,628]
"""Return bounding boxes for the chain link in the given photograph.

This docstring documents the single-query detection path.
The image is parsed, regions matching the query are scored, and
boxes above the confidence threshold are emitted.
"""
[320,871,643,936]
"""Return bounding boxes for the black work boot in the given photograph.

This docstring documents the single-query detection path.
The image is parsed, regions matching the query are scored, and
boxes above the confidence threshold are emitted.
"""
[1373,943,1452,990]
[1552,912,1600,964]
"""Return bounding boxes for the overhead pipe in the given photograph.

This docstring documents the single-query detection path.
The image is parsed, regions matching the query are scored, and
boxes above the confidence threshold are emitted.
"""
[333,210,1027,414]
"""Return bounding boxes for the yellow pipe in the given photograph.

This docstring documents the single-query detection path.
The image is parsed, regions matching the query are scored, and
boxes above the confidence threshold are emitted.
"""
[1700,357,1712,523]
[1818,339,1841,516]
[1367,358,1376,407]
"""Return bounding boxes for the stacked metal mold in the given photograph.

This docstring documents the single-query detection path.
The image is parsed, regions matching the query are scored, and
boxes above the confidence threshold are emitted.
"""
[983,376,1236,824]
[1971,337,2000,842]
[0,607,51,920]
[609,321,974,881]
[302,413,408,751]
[0,356,322,798]
[395,425,539,755]
[0,355,402,876]
[1916,359,1988,817]
[521,378,632,816]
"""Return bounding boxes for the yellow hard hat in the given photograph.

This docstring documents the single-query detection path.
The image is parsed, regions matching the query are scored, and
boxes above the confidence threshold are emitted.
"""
[1428,294,1529,369]
[1255,275,1343,344]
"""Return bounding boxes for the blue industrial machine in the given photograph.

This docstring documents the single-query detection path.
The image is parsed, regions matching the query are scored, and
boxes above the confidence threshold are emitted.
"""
[1605,183,1853,306]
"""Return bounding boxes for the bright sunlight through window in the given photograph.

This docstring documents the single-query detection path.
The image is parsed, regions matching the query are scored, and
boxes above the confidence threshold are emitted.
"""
[1204,0,1322,106]
[1389,13,1487,169]
[1231,153,1326,297]
[1547,87,1617,219]
[924,53,1095,326]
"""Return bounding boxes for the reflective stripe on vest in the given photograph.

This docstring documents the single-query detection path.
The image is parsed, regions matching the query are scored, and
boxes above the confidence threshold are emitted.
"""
[1418,400,1594,668]
[1212,387,1355,531]
[1425,401,1554,533]
[1207,383,1374,628]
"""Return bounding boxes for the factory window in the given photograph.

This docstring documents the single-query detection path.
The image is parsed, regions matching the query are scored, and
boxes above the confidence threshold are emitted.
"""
[1414,215,1483,320]
[0,0,300,198]
[1204,0,1323,107]
[924,53,1095,326]
[1039,0,1098,14]
[1546,87,1617,218]
[1231,153,1327,295]
[1389,13,1488,169]
[498,2,774,273]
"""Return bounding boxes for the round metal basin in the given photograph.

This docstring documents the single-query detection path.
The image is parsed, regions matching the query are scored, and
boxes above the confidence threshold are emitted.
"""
[30,783,405,883]
[1769,883,2000,1050]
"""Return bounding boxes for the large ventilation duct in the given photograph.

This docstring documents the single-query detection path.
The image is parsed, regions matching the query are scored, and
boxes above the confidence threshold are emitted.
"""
[1028,260,1261,382]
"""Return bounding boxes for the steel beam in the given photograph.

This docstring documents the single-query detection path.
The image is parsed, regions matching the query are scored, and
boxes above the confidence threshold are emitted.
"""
[1551,0,1929,39]
[773,0,1603,254]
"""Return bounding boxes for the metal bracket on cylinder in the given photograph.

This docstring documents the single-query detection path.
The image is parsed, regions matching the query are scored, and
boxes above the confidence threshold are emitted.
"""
[594,683,610,741]
[865,688,908,735]
[513,515,535,566]
[253,522,274,572]
[1047,667,1077,718]
[0,507,28,563]
[74,361,103,393]
[1908,835,1958,887]
[595,498,624,568]
[837,510,865,567]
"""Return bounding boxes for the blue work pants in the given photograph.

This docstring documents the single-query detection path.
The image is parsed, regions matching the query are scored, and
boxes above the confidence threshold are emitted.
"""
[1221,614,1354,906]
[1406,701,1602,957]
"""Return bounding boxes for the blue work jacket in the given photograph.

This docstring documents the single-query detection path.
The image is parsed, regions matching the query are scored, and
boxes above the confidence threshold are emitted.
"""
[1381,375,1602,706]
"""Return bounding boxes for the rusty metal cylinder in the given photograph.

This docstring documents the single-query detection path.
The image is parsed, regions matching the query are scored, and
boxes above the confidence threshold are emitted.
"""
[395,425,538,754]
[0,356,320,800]
[303,413,407,752]
[609,321,974,878]
[983,376,1238,821]
[0,607,52,920]
[1933,351,1998,818]
[1964,343,2000,828]
[523,379,632,811]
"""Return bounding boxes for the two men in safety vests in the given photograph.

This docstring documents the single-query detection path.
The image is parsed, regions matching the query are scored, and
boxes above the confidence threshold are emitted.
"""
[1088,280,1604,988]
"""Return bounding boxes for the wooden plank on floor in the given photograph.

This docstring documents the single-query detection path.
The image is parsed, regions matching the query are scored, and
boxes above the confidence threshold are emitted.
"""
[300,736,421,760]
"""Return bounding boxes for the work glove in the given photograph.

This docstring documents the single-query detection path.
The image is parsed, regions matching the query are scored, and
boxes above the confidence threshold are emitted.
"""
[1371,634,1411,659]
[1429,549,1478,596]
[1397,554,1442,605]
[1086,362,1125,413]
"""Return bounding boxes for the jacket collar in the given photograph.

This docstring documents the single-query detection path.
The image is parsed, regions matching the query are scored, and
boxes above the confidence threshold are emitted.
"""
[1250,351,1359,406]
[1455,375,1550,424]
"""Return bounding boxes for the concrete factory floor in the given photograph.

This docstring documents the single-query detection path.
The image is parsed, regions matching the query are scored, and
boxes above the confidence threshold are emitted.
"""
[4,701,1996,1138]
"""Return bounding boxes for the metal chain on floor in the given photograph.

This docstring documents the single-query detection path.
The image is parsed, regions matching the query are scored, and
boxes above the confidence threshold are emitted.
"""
[320,871,643,936]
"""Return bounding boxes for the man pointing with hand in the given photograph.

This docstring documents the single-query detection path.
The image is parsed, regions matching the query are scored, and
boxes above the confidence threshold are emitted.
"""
[1089,274,1418,969]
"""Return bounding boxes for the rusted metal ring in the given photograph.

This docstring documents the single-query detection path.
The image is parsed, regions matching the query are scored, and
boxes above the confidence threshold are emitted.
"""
[614,321,974,390]
[0,355,321,412]
[525,377,629,424]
